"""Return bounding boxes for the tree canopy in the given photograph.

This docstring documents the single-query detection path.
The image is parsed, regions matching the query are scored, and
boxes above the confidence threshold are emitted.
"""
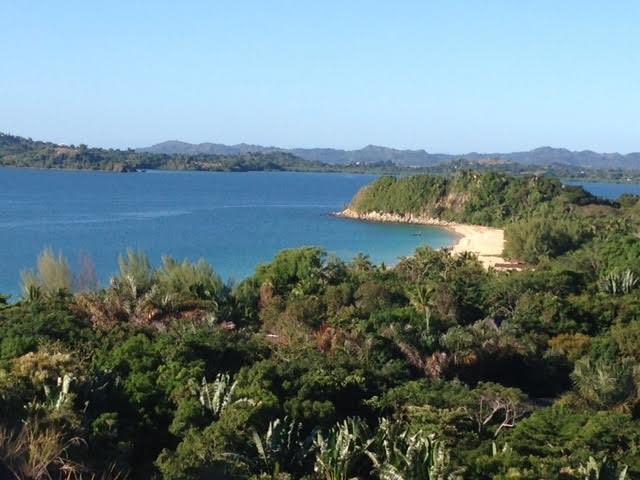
[1,172,640,478]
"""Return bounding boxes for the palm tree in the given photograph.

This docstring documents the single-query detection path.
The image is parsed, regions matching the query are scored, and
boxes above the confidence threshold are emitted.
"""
[351,254,374,275]
[571,357,636,410]
[107,273,159,323]
[407,282,435,333]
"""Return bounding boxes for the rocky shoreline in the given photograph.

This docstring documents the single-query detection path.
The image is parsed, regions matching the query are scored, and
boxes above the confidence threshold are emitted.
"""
[336,208,464,228]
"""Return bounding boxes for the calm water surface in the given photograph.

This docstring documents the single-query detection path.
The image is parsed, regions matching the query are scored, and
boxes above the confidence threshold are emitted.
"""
[2,169,635,297]
[0,169,454,296]
[569,181,640,200]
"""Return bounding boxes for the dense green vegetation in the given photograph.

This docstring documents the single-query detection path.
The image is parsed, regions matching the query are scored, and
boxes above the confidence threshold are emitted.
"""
[0,133,337,173]
[426,158,640,183]
[346,172,635,264]
[347,171,606,225]
[3,133,640,181]
[0,133,409,174]
[2,176,640,478]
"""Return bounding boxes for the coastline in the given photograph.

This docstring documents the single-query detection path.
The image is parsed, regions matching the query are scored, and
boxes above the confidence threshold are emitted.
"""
[337,208,506,268]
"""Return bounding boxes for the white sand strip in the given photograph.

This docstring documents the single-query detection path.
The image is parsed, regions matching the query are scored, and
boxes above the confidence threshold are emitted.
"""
[337,209,505,268]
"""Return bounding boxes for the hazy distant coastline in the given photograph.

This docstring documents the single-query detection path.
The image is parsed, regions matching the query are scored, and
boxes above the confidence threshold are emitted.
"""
[3,132,640,181]
[140,140,640,170]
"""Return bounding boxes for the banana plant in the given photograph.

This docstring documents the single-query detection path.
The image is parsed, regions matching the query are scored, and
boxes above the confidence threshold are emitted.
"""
[578,456,628,480]
[367,419,460,480]
[250,416,307,477]
[599,269,639,295]
[491,441,512,457]
[199,372,253,420]
[313,417,373,480]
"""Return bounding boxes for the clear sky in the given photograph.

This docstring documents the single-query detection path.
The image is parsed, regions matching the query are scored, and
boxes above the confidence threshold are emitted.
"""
[1,1,638,152]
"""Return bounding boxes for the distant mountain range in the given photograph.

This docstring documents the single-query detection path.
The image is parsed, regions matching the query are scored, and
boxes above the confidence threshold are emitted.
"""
[139,141,640,169]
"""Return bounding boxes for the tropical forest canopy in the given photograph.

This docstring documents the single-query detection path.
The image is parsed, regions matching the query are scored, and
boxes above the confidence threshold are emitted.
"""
[1,172,640,478]
[347,172,604,226]
[347,172,632,264]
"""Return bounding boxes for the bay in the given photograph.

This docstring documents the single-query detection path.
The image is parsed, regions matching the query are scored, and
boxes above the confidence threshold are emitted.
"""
[0,169,454,297]
[2,169,636,298]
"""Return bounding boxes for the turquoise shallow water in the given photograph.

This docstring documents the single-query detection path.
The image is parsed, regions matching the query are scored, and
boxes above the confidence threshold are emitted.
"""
[0,169,456,296]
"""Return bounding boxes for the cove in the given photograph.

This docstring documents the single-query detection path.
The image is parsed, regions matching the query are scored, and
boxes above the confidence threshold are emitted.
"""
[0,169,455,296]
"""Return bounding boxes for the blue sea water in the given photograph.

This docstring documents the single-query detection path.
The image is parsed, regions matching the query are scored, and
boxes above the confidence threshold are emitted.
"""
[2,169,636,298]
[568,181,640,200]
[0,169,455,296]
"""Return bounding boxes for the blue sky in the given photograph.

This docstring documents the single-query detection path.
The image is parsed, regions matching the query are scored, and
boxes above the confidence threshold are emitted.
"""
[1,1,638,152]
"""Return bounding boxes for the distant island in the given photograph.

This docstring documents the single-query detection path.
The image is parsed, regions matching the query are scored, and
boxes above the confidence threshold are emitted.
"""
[3,132,640,182]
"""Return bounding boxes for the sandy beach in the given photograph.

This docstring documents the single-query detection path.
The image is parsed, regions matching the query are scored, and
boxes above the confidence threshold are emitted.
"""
[446,223,505,268]
[338,209,506,268]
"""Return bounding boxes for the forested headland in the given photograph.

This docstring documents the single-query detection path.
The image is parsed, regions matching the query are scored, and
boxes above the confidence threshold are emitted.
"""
[344,171,630,264]
[2,171,640,478]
